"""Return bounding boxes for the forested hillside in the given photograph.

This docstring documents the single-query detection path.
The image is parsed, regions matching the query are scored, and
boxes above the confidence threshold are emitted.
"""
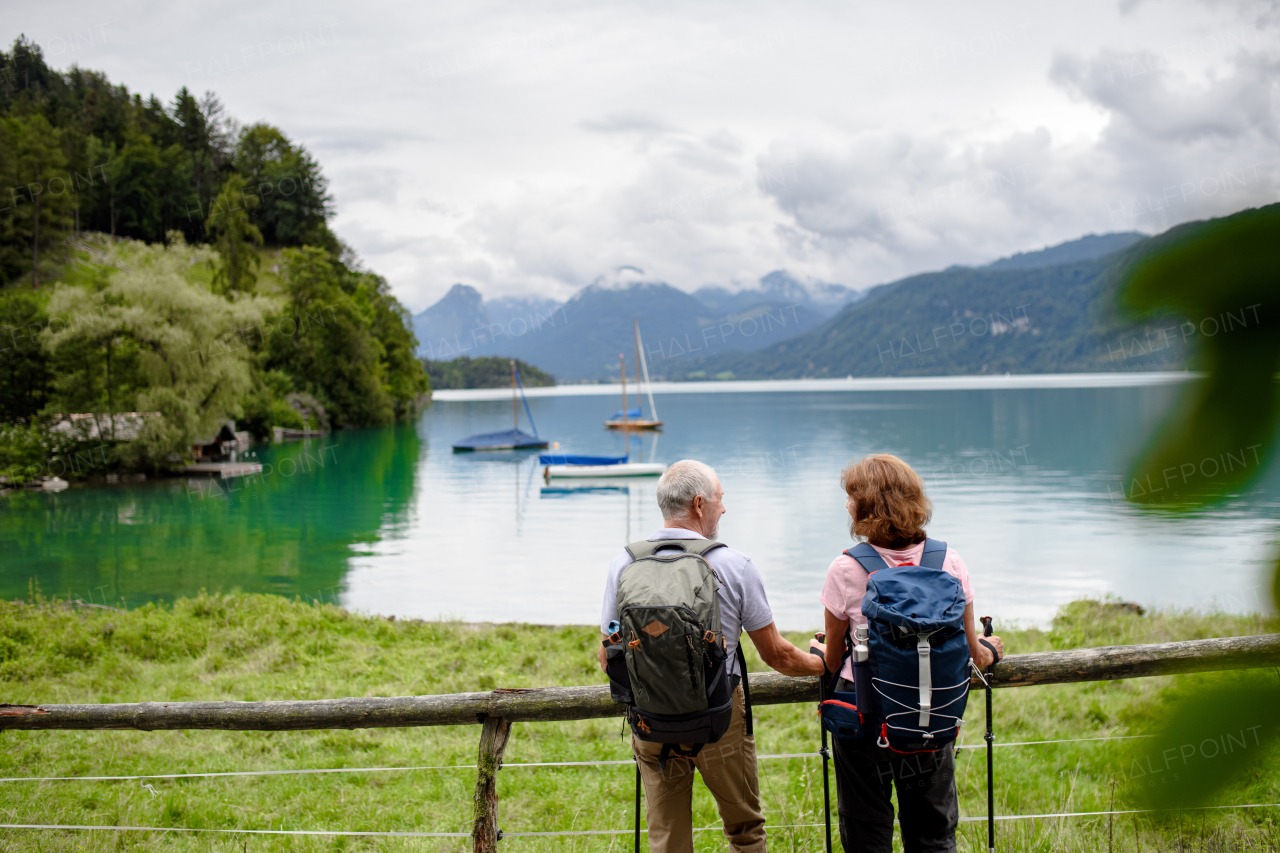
[0,37,427,485]
[423,356,555,390]
[666,219,1264,380]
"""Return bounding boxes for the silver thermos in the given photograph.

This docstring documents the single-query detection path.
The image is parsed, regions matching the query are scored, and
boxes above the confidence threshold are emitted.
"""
[853,625,869,663]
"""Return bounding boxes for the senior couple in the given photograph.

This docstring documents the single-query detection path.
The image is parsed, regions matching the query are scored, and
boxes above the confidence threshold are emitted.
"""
[597,457,1005,853]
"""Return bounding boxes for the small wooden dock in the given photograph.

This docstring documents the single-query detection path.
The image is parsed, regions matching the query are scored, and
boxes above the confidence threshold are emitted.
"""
[180,462,263,479]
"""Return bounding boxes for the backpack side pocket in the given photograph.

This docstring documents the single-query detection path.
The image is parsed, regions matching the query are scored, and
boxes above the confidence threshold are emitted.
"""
[603,637,632,704]
[819,689,864,740]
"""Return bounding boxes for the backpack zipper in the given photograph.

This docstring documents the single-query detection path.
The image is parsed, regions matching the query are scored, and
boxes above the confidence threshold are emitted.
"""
[683,635,698,688]
[619,604,707,626]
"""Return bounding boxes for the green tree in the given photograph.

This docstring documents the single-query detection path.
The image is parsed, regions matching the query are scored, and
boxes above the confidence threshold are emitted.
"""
[235,124,333,248]
[7,113,73,287]
[73,134,116,241]
[354,273,429,415]
[0,289,52,420]
[269,247,392,427]
[205,174,262,295]
[43,235,275,467]
[171,89,214,203]
[1118,203,1280,810]
[105,130,162,239]
[0,117,23,284]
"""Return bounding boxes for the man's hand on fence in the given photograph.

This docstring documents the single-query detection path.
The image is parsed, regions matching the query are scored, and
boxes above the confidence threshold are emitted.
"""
[747,622,828,677]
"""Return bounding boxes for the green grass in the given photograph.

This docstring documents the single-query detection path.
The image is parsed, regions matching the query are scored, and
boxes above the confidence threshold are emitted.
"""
[1,593,1277,852]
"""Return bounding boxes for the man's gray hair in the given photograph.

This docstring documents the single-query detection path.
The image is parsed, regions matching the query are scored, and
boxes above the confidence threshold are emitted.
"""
[657,460,719,520]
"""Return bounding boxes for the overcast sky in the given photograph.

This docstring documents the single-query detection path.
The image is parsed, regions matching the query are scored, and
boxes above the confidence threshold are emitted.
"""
[7,0,1280,311]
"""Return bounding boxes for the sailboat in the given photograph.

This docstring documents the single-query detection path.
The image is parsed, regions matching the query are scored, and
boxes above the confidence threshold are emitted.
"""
[451,360,550,451]
[604,319,663,430]
[541,431,666,479]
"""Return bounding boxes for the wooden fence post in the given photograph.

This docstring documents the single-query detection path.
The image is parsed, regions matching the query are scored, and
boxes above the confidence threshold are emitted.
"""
[472,715,511,853]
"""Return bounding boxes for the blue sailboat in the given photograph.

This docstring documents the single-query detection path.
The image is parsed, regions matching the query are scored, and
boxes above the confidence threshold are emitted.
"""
[452,361,550,452]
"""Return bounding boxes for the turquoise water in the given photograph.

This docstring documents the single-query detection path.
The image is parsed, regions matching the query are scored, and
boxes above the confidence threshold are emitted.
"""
[4,380,1277,628]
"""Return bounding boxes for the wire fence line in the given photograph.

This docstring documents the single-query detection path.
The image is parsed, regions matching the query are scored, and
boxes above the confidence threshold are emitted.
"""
[0,732,1182,841]
[6,634,1276,847]
[5,805,1280,839]
[0,733,1154,784]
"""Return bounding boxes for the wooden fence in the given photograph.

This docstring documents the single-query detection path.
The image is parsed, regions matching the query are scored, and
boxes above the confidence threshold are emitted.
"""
[4,633,1279,851]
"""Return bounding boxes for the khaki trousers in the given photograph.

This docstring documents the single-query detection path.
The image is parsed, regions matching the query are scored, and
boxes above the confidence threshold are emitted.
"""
[632,685,766,853]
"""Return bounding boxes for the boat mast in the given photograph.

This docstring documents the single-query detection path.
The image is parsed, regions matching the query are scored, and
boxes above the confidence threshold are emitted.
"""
[619,354,629,430]
[636,320,659,421]
[632,320,644,417]
[511,359,518,430]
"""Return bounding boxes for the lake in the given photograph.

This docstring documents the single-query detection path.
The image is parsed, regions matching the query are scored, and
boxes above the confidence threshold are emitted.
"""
[4,375,1277,629]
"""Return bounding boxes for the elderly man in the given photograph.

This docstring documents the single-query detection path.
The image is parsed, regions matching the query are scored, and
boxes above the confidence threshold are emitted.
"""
[598,459,824,853]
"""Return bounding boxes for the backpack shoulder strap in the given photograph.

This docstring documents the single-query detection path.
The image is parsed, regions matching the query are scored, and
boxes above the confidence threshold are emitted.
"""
[735,643,753,736]
[920,538,948,570]
[844,542,888,574]
[679,538,725,557]
[625,538,725,561]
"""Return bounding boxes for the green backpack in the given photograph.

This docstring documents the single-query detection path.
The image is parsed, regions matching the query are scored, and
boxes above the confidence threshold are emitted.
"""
[603,539,748,768]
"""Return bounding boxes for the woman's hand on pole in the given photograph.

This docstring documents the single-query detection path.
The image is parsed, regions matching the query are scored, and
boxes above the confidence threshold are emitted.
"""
[808,637,828,674]
[977,634,1004,668]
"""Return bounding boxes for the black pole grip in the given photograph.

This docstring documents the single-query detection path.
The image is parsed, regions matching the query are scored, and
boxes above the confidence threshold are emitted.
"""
[981,616,993,638]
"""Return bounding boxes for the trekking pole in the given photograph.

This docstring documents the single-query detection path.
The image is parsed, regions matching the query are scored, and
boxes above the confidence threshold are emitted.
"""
[634,759,641,853]
[981,615,995,853]
[814,631,832,853]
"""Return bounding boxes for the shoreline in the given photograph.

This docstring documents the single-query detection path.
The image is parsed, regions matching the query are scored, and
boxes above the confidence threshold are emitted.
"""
[433,370,1198,401]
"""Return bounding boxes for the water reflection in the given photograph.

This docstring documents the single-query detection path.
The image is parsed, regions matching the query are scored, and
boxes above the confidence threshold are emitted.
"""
[5,384,1277,627]
[1,424,422,608]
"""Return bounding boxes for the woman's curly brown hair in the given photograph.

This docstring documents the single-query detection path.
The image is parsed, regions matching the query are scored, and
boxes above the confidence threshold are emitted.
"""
[841,454,932,549]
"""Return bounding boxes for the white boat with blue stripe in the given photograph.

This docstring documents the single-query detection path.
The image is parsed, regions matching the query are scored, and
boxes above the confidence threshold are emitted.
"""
[540,453,667,479]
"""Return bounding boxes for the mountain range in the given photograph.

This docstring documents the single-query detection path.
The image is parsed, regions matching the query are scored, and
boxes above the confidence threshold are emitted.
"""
[413,270,859,379]
[412,223,1229,381]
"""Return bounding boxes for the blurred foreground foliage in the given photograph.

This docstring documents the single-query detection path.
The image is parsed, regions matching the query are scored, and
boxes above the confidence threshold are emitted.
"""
[1118,202,1280,812]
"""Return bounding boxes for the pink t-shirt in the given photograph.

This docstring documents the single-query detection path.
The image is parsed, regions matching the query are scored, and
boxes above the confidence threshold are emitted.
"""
[820,541,975,681]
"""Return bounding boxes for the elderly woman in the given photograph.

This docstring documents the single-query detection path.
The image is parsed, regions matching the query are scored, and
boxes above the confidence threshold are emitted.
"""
[818,454,1004,853]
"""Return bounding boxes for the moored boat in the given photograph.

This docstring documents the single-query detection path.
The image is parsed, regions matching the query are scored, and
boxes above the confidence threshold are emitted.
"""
[604,319,663,431]
[453,361,550,452]
[540,453,666,479]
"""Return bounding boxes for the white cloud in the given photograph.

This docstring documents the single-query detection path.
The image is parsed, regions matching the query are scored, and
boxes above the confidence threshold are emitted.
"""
[6,0,1278,312]
[752,29,1280,288]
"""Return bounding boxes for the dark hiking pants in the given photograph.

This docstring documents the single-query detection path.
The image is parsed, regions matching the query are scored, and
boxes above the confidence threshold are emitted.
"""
[830,691,959,853]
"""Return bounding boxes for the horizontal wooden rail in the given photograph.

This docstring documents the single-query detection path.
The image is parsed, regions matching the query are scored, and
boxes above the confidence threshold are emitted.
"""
[2,634,1277,733]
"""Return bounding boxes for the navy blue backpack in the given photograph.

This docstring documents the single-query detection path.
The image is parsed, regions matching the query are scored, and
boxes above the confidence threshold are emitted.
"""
[833,539,972,753]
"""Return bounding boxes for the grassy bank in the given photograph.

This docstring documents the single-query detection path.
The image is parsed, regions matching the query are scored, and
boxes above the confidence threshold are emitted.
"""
[1,593,1276,852]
